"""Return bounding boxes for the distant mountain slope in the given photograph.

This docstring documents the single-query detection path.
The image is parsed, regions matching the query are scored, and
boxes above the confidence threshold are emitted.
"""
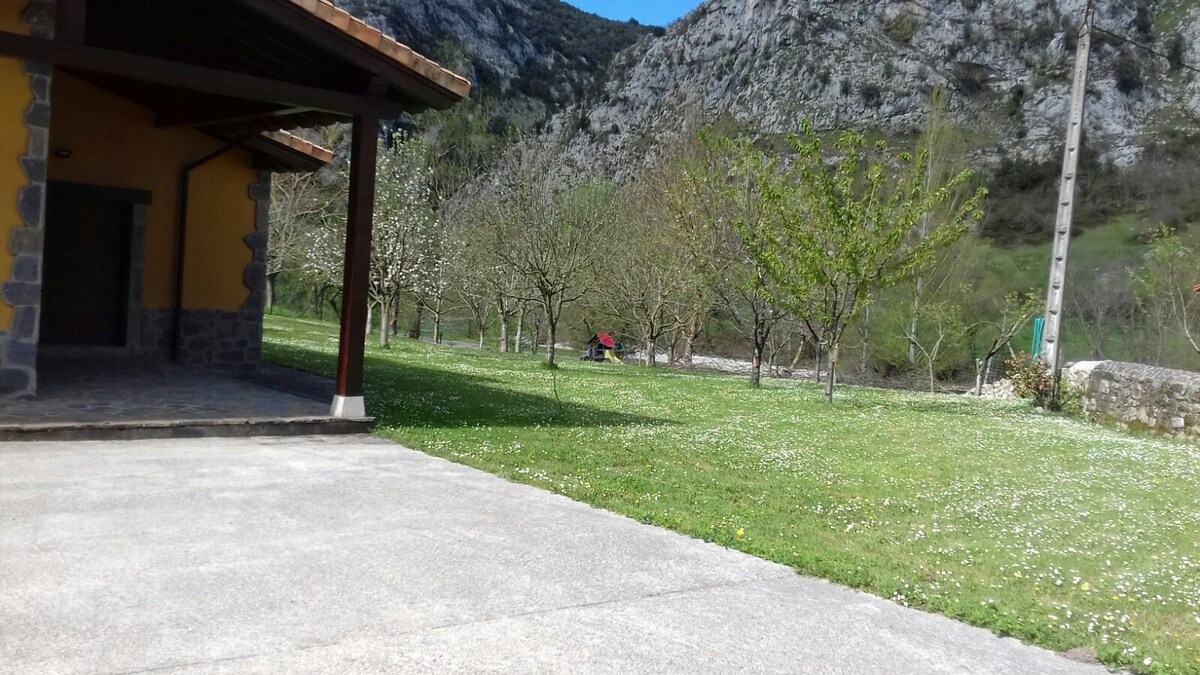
[337,0,658,115]
[559,0,1200,174]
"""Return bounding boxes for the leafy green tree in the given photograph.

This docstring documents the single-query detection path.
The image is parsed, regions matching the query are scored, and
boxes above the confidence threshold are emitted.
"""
[734,121,986,402]
[1131,226,1200,363]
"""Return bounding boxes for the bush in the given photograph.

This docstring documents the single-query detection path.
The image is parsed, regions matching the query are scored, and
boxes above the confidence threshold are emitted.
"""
[860,83,883,108]
[884,13,918,43]
[1057,382,1084,418]
[1004,353,1056,408]
[1113,51,1143,95]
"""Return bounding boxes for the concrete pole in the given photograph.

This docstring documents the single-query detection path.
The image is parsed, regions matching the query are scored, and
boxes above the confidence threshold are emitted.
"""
[1041,5,1094,373]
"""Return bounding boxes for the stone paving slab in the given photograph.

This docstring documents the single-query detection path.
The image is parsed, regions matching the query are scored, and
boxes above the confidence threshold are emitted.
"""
[0,357,329,425]
[0,436,1111,675]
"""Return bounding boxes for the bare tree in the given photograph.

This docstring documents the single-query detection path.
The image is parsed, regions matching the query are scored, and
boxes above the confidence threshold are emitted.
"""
[648,128,735,368]
[488,136,615,366]
[1066,258,1135,360]
[600,194,688,366]
[907,86,974,366]
[969,293,1041,395]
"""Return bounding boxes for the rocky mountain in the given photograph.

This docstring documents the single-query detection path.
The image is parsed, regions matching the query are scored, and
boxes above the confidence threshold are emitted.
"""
[559,0,1200,174]
[336,0,657,117]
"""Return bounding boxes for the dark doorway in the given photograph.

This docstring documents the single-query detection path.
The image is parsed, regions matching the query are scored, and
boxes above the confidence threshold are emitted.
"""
[41,190,133,346]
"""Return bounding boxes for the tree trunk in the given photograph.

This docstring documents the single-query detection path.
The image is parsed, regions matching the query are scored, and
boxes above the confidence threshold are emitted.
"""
[407,297,425,339]
[974,359,985,396]
[645,339,657,366]
[366,303,373,335]
[478,328,485,350]
[433,314,442,345]
[750,324,767,388]
[266,273,277,314]
[789,340,805,376]
[378,300,389,348]
[545,322,557,366]
[681,311,702,369]
[824,347,837,403]
[499,310,510,353]
[514,311,525,354]
[750,345,763,388]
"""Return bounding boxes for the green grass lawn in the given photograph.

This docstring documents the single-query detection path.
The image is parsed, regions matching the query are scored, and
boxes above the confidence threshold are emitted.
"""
[265,315,1200,674]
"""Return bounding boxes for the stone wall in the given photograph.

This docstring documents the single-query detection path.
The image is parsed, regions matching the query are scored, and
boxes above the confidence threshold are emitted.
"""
[1070,361,1200,438]
[140,308,262,374]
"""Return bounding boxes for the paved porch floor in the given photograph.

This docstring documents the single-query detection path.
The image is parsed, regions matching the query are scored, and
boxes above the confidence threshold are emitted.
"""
[0,357,330,425]
[0,436,1106,674]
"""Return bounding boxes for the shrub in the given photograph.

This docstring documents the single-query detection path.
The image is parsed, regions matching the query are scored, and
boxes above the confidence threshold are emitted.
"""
[1004,353,1056,408]
[1057,382,1084,418]
[1113,51,1143,95]
[860,83,883,107]
[884,13,918,43]
[1166,33,1185,71]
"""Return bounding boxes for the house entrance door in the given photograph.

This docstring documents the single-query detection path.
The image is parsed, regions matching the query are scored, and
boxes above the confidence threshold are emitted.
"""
[40,190,133,346]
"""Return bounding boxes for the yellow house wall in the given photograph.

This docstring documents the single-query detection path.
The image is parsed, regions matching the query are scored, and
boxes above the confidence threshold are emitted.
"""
[47,72,258,313]
[0,0,33,331]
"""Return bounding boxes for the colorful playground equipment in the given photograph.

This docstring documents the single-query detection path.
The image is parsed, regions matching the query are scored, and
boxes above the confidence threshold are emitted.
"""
[581,333,625,364]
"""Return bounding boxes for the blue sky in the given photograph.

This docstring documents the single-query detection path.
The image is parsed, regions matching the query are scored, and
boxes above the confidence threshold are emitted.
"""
[564,0,701,26]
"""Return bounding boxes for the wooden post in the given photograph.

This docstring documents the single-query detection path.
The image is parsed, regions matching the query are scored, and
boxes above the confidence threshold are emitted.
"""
[332,115,378,418]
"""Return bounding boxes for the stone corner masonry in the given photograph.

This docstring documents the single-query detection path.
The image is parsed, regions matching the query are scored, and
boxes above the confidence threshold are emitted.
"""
[0,1,53,399]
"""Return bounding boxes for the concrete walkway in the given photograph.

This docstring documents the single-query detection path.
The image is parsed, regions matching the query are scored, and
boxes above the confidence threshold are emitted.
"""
[1,436,1108,674]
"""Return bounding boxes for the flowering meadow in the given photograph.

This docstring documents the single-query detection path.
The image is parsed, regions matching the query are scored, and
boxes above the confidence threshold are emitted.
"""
[265,316,1200,674]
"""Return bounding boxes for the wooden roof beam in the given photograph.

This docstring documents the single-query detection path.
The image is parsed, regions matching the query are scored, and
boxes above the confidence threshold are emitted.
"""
[0,30,411,119]
[155,100,318,128]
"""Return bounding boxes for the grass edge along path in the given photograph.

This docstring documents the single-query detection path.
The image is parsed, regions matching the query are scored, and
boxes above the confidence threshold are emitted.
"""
[264,315,1200,674]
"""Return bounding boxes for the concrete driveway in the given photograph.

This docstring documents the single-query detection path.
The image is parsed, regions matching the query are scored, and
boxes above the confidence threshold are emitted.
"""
[1,436,1108,674]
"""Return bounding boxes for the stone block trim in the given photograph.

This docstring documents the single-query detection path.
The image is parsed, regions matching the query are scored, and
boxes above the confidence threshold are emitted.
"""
[1076,361,1200,439]
[0,1,54,399]
[140,308,262,375]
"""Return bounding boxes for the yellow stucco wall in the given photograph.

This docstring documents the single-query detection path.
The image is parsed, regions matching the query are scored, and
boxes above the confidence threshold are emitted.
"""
[0,0,28,33]
[0,0,33,331]
[47,72,258,312]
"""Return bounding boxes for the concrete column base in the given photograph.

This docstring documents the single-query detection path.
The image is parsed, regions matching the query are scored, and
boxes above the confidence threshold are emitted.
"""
[330,395,365,419]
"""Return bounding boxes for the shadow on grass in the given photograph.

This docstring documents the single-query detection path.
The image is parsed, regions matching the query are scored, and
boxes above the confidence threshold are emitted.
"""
[265,342,672,430]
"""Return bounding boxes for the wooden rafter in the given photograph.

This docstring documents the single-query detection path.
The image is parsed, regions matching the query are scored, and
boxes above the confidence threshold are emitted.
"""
[0,30,410,119]
[156,101,317,128]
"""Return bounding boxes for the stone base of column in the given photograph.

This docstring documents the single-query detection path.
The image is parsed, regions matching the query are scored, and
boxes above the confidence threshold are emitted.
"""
[330,395,366,419]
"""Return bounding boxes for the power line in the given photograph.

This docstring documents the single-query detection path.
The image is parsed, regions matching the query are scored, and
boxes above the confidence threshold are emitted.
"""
[1092,26,1200,76]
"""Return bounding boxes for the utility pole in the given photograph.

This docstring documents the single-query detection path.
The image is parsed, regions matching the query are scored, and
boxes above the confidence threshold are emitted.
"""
[1041,3,1094,373]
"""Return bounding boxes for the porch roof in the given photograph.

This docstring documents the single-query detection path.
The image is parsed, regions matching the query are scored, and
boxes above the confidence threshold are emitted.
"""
[0,0,470,167]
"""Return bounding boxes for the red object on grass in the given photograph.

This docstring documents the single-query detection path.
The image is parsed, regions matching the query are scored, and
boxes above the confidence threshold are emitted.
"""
[597,333,615,348]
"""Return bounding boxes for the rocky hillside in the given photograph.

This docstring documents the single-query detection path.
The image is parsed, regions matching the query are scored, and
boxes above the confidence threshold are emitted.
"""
[336,0,657,116]
[560,0,1200,174]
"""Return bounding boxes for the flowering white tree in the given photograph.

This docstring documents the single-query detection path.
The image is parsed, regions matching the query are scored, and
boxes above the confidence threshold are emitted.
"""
[370,136,436,347]
[300,210,346,320]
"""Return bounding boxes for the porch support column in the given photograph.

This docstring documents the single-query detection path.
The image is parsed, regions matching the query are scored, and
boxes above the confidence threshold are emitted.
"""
[331,115,378,418]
